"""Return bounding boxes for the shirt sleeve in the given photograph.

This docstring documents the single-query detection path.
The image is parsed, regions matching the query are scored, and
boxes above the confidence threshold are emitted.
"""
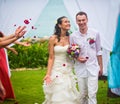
[95,32,102,56]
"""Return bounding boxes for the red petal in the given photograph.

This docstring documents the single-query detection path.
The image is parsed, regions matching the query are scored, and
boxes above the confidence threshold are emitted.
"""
[34,36,36,38]
[32,26,34,29]
[14,24,16,27]
[24,19,30,24]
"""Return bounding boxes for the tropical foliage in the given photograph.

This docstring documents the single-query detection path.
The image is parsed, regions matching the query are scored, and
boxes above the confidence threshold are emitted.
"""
[8,40,49,69]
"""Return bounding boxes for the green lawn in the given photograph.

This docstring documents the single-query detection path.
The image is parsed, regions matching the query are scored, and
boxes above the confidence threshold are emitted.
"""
[2,69,120,104]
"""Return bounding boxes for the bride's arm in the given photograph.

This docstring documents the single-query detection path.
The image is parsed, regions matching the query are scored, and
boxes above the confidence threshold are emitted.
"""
[43,36,55,84]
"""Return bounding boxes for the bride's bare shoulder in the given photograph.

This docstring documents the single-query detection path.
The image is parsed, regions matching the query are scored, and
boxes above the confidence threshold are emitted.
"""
[49,35,57,44]
[49,35,57,39]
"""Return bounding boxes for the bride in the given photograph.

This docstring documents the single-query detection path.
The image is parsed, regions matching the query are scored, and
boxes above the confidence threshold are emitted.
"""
[42,16,80,104]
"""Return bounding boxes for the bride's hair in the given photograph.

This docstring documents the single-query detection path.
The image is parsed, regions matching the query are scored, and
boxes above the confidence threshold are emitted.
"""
[54,16,69,42]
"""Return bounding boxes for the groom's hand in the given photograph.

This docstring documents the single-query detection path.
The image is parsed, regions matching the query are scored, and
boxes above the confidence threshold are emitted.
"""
[77,57,87,63]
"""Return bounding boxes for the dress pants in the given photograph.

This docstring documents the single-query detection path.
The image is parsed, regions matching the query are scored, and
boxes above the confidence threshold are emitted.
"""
[78,76,98,104]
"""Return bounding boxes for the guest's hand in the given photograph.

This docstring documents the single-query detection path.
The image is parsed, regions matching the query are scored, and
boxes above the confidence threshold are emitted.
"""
[22,42,31,46]
[10,48,18,55]
[44,75,52,85]
[77,57,88,63]
[15,26,26,38]
[5,46,18,55]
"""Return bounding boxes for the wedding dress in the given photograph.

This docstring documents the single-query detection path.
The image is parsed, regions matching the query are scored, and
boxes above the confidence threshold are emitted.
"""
[43,45,79,104]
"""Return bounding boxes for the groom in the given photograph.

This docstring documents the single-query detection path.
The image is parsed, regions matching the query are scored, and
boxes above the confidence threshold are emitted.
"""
[69,11,103,104]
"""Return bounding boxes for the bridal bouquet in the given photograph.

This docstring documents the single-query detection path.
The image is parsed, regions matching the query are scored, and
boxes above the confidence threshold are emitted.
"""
[67,44,80,59]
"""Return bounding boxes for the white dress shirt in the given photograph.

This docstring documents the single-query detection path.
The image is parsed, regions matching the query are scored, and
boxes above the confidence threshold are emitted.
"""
[70,28,102,77]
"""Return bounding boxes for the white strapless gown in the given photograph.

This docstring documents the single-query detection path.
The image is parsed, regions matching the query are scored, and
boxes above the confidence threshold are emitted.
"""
[42,45,80,104]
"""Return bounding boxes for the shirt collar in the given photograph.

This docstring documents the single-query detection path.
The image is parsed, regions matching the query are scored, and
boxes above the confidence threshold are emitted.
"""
[78,28,91,37]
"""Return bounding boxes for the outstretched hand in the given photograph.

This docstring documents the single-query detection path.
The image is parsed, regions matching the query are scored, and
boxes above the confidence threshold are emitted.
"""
[22,42,31,46]
[15,26,26,38]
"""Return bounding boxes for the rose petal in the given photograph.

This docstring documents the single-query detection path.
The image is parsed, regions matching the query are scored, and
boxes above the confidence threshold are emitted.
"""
[63,64,66,66]
[14,24,16,27]
[24,19,30,24]
[34,36,36,38]
[32,26,34,29]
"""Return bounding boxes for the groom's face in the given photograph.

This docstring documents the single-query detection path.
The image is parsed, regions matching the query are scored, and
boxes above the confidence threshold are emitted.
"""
[76,14,88,30]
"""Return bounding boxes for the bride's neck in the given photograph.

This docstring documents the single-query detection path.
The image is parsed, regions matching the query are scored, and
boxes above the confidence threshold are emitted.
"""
[60,31,66,37]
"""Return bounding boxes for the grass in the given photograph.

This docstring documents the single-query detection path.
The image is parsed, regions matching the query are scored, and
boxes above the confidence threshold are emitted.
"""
[2,69,120,104]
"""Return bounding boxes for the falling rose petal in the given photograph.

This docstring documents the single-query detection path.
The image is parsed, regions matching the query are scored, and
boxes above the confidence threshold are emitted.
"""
[103,80,106,83]
[31,26,34,29]
[63,64,66,66]
[14,24,16,27]
[24,19,30,24]
[34,36,36,38]
[56,75,58,78]
[86,57,89,59]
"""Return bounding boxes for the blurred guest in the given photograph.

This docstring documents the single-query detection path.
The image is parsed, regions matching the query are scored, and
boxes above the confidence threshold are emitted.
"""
[0,26,26,102]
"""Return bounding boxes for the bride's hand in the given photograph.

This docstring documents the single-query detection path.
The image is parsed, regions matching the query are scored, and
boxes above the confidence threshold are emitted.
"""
[44,75,52,85]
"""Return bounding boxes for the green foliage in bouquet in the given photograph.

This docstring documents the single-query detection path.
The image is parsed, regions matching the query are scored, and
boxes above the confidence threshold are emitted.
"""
[8,41,49,69]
